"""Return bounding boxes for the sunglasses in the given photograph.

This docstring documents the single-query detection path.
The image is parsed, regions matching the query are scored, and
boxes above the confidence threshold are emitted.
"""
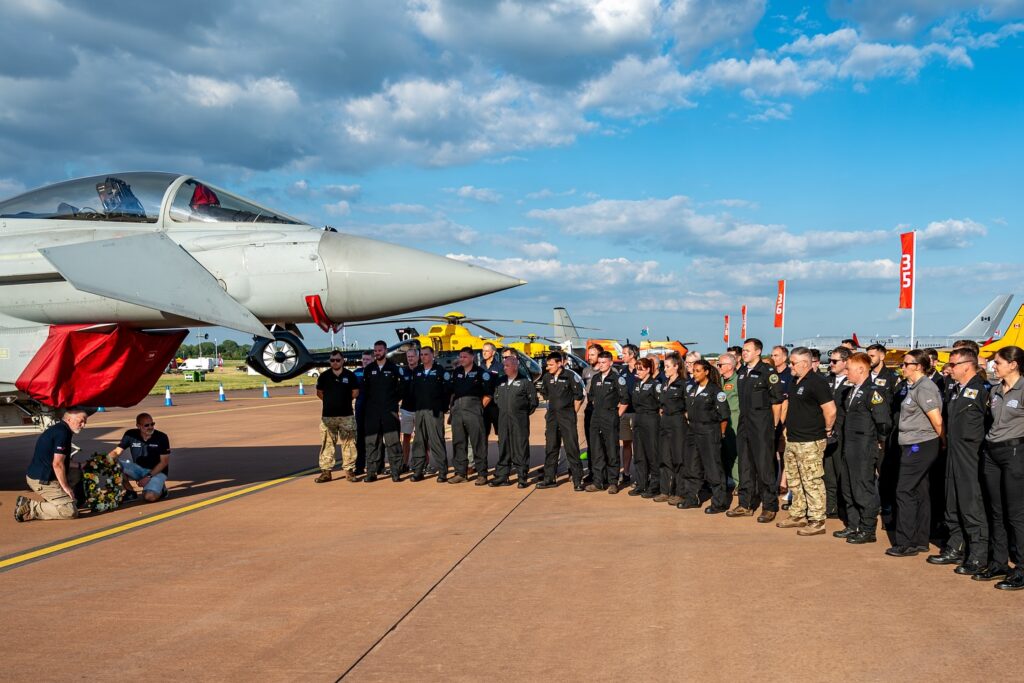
[141,422,155,427]
[829,359,843,364]
[946,360,972,367]
[329,359,343,363]
[901,361,919,367]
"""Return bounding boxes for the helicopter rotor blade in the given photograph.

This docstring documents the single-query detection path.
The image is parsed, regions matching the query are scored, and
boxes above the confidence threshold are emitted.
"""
[467,318,600,331]
[339,316,451,328]
[465,321,505,338]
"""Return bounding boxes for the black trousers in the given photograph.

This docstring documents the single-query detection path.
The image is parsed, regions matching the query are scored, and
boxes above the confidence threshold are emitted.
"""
[588,415,620,488]
[451,400,487,478]
[680,429,703,502]
[878,430,901,512]
[983,441,1024,567]
[543,409,582,484]
[737,414,777,512]
[823,440,843,516]
[494,413,531,482]
[412,409,447,476]
[633,413,660,493]
[583,406,594,476]
[483,402,499,439]
[841,436,882,531]
[365,409,403,480]
[894,438,941,548]
[355,406,366,473]
[942,436,988,561]
[659,414,686,496]
[691,427,728,508]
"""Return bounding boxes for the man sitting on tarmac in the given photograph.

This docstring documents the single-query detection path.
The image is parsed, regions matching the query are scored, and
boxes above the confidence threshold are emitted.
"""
[106,412,171,502]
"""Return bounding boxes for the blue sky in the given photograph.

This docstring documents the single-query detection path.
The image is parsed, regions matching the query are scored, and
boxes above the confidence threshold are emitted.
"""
[1,1,1022,351]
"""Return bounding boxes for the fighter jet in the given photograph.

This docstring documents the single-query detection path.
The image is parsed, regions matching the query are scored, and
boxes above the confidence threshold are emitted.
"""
[0,172,523,422]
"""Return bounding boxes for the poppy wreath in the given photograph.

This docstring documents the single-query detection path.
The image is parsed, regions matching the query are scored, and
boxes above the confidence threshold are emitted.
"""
[82,453,125,512]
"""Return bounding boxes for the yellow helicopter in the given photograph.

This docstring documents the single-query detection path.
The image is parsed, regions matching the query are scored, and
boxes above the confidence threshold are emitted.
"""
[349,311,594,354]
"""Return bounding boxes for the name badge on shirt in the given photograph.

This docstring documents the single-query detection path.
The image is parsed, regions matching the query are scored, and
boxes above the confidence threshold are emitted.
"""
[1008,399,1020,408]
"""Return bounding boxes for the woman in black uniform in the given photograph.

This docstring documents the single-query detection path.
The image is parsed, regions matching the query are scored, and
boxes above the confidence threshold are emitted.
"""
[681,359,732,513]
[978,346,1024,589]
[655,354,688,505]
[629,357,662,498]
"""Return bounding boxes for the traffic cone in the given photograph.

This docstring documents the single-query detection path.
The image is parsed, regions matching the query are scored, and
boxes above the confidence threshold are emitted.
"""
[262,382,270,399]
[298,380,305,396]
[164,386,173,407]
[218,383,226,402]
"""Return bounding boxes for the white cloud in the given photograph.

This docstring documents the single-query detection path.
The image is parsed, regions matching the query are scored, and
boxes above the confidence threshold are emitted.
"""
[689,256,899,288]
[712,198,760,208]
[665,0,767,59]
[517,241,560,258]
[748,102,793,121]
[446,185,503,203]
[578,54,697,117]
[446,253,678,290]
[527,195,890,259]
[701,56,838,97]
[639,290,773,312]
[525,188,576,200]
[915,218,986,248]
[348,218,478,245]
[779,28,861,54]
[324,200,351,216]
[838,41,972,80]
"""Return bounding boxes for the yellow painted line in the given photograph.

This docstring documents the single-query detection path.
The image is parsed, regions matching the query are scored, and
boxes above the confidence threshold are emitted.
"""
[0,466,320,572]
[87,399,318,427]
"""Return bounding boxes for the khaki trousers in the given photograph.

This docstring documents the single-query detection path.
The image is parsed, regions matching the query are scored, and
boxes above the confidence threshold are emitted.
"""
[26,469,81,520]
[320,416,357,471]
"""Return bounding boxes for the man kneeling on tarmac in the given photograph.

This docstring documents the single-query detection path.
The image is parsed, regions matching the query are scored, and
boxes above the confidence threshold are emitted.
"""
[106,413,171,502]
[15,407,88,522]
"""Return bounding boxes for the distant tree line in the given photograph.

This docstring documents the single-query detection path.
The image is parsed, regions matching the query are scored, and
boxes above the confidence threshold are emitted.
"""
[176,340,252,360]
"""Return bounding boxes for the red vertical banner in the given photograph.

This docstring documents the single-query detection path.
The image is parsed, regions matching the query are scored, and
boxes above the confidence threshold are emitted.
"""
[724,315,730,344]
[899,231,915,309]
[773,280,785,328]
[740,305,747,339]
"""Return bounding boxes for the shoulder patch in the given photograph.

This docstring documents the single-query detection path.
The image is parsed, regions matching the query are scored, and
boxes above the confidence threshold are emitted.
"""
[871,391,884,405]
[618,376,626,386]
[443,372,451,381]
[768,374,779,384]
[482,371,490,381]
[875,378,887,386]
[964,388,979,399]
[655,384,662,393]
[717,392,727,402]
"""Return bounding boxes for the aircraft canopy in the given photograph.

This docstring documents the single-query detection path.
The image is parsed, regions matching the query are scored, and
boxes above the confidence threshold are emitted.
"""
[0,172,300,225]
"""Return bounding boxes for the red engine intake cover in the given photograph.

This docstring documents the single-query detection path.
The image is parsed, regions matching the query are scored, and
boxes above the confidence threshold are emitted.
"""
[15,324,188,408]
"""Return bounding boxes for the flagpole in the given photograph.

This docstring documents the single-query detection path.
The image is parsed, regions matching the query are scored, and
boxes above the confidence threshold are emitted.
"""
[910,230,917,349]
[781,284,786,347]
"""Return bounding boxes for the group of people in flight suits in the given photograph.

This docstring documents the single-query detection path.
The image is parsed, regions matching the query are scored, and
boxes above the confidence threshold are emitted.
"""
[325,335,1024,593]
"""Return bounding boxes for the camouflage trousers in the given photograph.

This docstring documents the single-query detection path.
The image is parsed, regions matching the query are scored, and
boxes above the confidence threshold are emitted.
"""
[782,439,827,522]
[320,416,357,471]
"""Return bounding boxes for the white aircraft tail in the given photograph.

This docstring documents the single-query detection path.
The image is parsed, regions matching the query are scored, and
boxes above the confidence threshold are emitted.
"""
[951,294,1013,339]
[553,307,585,350]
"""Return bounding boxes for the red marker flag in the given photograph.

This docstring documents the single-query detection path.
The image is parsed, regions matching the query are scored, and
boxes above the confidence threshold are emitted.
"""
[899,231,915,309]
[741,305,747,339]
[724,315,730,344]
[773,280,785,328]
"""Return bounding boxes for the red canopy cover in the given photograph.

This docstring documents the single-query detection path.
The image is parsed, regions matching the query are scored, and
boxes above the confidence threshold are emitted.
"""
[16,325,187,408]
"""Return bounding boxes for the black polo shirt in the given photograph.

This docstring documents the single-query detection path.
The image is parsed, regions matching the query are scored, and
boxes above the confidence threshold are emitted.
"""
[316,367,358,417]
[27,421,74,482]
[786,371,834,442]
[118,428,171,474]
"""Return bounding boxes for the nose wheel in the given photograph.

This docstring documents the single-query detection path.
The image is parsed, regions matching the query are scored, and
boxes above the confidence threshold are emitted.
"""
[247,330,315,381]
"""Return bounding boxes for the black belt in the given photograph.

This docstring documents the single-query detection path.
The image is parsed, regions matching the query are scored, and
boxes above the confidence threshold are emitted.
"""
[987,437,1024,449]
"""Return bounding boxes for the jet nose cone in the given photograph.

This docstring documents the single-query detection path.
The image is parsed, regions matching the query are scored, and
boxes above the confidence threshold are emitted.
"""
[317,231,524,321]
